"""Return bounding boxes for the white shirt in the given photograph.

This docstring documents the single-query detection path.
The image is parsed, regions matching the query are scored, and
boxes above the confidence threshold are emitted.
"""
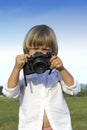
[2,69,81,130]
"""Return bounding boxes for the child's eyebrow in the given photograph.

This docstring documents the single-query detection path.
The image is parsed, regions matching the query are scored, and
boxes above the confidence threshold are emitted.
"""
[42,48,50,50]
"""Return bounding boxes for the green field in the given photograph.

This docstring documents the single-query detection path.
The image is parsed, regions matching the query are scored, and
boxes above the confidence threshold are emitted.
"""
[0,97,19,130]
[0,91,87,130]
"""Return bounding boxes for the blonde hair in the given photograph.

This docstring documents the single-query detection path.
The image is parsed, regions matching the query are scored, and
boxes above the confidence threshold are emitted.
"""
[23,25,58,55]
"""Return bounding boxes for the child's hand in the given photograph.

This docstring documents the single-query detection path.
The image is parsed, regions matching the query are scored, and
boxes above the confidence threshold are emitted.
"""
[50,55,63,71]
[15,54,29,70]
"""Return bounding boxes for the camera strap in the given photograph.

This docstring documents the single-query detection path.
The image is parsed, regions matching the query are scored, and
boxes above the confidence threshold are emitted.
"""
[49,69,52,75]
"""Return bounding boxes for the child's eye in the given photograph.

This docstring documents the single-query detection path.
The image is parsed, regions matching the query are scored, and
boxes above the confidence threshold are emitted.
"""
[42,48,51,51]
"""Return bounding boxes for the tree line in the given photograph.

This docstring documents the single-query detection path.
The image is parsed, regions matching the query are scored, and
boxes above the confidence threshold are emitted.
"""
[0,86,3,95]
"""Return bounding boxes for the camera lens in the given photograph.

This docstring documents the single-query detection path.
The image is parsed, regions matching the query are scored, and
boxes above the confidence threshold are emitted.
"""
[33,58,47,74]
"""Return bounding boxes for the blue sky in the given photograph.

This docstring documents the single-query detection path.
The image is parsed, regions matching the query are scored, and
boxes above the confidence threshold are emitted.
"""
[0,0,87,85]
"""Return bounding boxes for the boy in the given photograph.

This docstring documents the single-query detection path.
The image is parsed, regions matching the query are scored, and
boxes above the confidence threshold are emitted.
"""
[2,25,81,130]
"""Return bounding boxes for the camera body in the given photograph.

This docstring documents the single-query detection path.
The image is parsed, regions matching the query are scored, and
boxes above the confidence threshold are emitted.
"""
[23,51,53,76]
[23,52,53,86]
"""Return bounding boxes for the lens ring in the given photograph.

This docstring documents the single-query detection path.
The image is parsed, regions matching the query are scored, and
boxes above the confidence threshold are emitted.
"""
[33,60,47,74]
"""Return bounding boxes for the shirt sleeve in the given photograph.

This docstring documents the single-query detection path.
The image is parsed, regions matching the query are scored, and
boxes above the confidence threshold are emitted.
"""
[2,84,20,98]
[2,70,24,98]
[60,79,81,95]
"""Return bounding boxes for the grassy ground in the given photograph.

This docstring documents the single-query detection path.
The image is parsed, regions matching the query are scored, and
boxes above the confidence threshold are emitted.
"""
[0,91,87,130]
[65,91,87,130]
[0,97,19,130]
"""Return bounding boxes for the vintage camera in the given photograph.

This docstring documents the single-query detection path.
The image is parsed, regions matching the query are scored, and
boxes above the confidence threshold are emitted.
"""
[23,52,53,86]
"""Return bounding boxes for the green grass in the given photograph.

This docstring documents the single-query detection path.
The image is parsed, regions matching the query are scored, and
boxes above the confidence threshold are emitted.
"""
[0,91,87,130]
[65,91,87,130]
[0,97,19,130]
